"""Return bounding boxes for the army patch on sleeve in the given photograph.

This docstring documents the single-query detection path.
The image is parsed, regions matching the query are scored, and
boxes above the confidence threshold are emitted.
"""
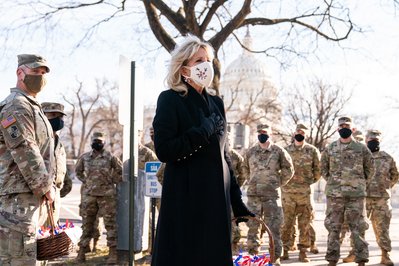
[7,125,21,139]
[1,115,17,128]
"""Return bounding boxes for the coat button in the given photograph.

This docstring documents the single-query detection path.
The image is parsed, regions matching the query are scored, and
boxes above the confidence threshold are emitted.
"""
[199,146,202,148]
[190,153,192,156]
[195,150,198,152]
[177,159,181,161]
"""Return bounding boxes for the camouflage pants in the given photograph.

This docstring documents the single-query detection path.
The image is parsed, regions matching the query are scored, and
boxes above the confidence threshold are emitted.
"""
[324,197,368,262]
[247,196,283,258]
[78,195,117,249]
[78,203,102,243]
[0,193,48,266]
[309,221,316,244]
[231,209,242,255]
[288,218,316,248]
[281,193,312,250]
[367,197,392,251]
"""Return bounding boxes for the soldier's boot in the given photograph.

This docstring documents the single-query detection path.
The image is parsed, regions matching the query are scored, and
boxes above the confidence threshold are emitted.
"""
[281,249,289,260]
[83,245,91,253]
[381,249,394,266]
[92,238,98,253]
[310,241,319,254]
[106,247,118,264]
[358,262,366,266]
[75,248,86,263]
[342,250,356,263]
[299,248,310,263]
[328,261,337,266]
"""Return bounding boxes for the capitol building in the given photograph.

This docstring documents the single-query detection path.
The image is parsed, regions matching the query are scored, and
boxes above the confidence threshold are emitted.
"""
[220,29,282,149]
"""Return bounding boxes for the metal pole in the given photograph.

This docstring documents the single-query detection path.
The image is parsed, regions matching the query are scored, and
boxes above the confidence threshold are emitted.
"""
[129,61,136,266]
[151,198,156,254]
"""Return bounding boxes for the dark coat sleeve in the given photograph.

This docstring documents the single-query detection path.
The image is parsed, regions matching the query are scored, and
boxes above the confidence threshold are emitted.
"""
[152,90,211,163]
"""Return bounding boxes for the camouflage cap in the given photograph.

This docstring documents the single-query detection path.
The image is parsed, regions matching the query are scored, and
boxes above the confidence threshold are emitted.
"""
[295,123,309,133]
[338,116,352,126]
[92,131,106,141]
[353,130,365,142]
[257,123,271,132]
[17,54,50,73]
[366,129,382,140]
[41,102,66,116]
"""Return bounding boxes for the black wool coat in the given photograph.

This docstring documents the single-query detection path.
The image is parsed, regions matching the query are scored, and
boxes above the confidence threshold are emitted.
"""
[151,86,235,266]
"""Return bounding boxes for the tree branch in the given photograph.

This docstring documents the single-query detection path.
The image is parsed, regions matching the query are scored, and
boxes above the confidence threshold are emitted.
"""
[184,0,200,35]
[143,0,176,52]
[151,0,190,35]
[209,0,252,50]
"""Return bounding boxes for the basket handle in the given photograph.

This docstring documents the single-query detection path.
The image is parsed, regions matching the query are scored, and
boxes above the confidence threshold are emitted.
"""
[232,215,275,263]
[45,200,56,236]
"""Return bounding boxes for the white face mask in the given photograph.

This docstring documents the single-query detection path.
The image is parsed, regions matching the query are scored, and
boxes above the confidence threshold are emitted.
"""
[184,61,214,88]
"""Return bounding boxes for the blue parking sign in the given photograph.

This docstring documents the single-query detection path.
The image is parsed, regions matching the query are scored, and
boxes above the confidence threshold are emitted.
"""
[145,161,162,198]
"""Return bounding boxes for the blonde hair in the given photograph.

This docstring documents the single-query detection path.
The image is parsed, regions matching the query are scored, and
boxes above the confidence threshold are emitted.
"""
[166,35,214,95]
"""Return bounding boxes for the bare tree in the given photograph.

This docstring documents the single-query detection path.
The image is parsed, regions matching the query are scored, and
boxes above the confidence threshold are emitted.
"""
[62,78,122,158]
[1,1,358,93]
[284,79,352,150]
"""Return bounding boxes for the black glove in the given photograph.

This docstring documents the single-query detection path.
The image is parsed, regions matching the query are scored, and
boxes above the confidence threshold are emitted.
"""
[199,109,223,138]
[230,174,255,225]
[232,199,255,225]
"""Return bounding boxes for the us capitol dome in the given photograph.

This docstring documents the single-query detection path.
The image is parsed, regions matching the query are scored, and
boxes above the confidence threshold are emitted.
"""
[220,29,281,148]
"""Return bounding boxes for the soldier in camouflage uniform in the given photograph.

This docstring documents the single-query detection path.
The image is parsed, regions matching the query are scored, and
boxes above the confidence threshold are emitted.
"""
[75,132,123,264]
[321,116,373,266]
[42,102,72,223]
[145,127,155,152]
[281,123,321,262]
[243,123,294,265]
[0,54,56,265]
[229,147,246,254]
[344,130,398,265]
[340,129,365,249]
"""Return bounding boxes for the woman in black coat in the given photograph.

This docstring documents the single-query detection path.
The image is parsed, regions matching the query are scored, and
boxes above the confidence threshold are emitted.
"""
[151,36,254,266]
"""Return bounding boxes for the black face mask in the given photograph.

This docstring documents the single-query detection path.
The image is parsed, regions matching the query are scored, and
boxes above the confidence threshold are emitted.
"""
[258,133,269,143]
[91,142,104,151]
[367,139,380,153]
[294,134,305,142]
[338,128,352,139]
[48,117,64,131]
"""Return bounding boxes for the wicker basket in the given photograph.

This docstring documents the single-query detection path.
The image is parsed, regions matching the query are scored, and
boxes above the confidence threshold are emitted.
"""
[36,201,74,261]
[232,216,275,264]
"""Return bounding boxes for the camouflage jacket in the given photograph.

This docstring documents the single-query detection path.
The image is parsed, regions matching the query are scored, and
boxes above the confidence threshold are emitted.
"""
[283,142,321,195]
[0,87,54,197]
[367,150,399,198]
[230,148,245,187]
[243,142,294,198]
[75,149,123,196]
[139,143,158,171]
[321,139,373,197]
[144,141,155,153]
[60,172,72,198]
[54,135,67,189]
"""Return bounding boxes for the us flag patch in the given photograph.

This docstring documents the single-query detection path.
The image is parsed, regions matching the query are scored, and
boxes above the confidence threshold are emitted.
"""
[1,116,17,128]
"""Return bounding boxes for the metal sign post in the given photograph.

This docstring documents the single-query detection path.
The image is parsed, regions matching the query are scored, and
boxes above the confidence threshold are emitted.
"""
[144,161,162,254]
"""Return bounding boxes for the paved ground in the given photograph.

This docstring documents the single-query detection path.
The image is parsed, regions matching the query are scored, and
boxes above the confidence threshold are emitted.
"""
[47,181,399,265]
